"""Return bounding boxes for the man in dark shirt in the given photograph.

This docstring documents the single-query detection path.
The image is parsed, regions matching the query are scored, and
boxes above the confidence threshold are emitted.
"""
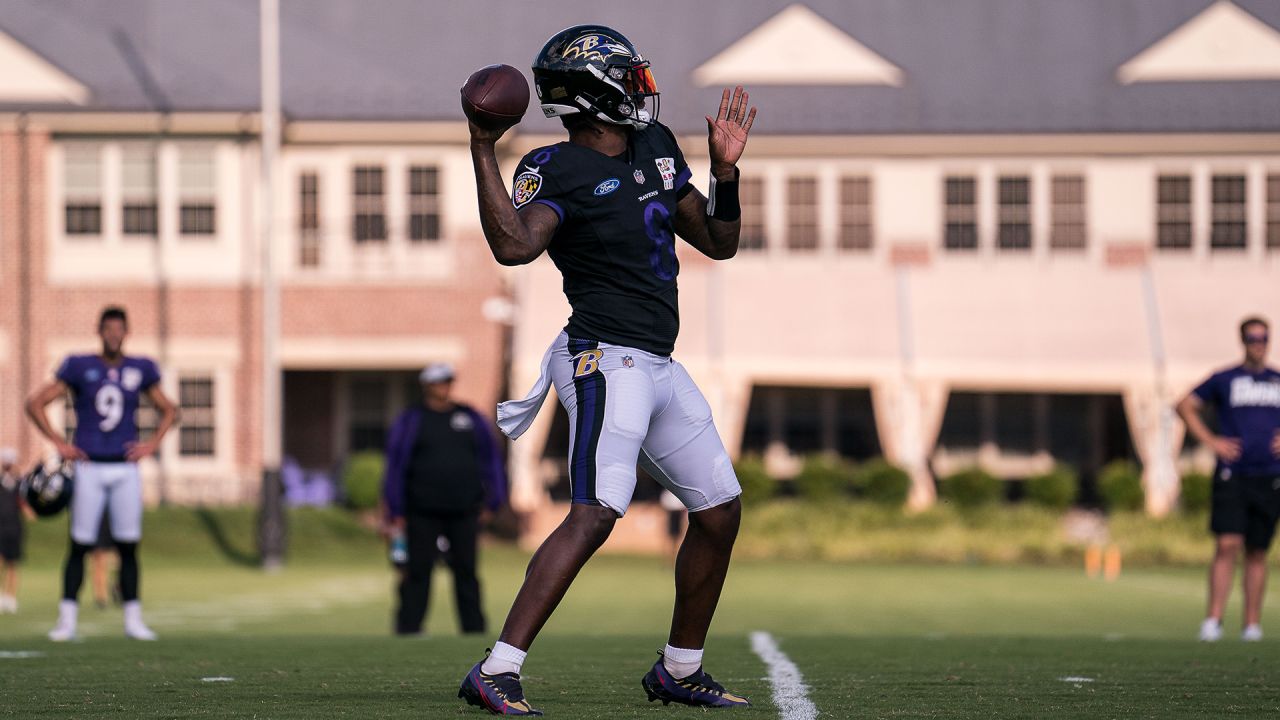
[1178,316,1280,642]
[0,448,34,614]
[382,363,507,636]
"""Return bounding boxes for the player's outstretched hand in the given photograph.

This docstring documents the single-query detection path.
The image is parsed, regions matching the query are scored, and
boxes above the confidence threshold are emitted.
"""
[706,86,757,170]
[1272,430,1280,459]
[55,440,86,461]
[124,439,159,462]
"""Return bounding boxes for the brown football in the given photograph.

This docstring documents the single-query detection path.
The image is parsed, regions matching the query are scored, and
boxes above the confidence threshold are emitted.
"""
[461,64,530,130]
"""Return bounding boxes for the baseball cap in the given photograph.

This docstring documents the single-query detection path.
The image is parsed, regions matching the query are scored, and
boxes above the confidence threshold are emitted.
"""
[419,362,456,384]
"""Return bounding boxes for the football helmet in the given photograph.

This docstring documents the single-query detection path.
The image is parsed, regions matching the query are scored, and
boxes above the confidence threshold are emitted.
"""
[23,460,75,517]
[532,24,659,128]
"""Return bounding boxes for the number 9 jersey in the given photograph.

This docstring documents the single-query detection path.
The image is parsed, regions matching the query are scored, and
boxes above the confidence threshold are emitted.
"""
[512,122,693,356]
[56,355,161,462]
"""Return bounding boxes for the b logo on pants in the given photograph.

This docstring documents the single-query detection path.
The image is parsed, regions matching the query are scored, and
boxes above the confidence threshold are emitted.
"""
[573,349,603,378]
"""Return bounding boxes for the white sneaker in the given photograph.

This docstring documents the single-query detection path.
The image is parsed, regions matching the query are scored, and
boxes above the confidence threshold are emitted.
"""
[1242,624,1263,642]
[48,600,78,642]
[48,617,78,638]
[124,622,158,641]
[123,601,158,641]
[0,595,14,613]
[1199,618,1223,642]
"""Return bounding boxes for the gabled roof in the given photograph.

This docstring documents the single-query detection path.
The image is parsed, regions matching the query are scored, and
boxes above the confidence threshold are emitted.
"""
[693,5,903,87]
[1118,1,1280,83]
[0,0,1276,135]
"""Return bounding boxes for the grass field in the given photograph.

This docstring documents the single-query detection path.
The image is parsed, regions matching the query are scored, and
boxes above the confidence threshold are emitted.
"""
[2,509,1280,718]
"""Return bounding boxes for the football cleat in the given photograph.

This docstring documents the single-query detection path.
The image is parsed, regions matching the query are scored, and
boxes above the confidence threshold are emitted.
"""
[642,657,750,708]
[48,623,77,642]
[458,661,543,716]
[125,622,158,641]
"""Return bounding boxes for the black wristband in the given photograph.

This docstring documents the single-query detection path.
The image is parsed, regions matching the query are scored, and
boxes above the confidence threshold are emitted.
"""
[707,167,741,222]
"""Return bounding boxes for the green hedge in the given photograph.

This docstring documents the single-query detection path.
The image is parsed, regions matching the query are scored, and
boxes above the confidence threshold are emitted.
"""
[736,499,1212,566]
[1099,460,1144,512]
[342,451,385,510]
[794,455,857,502]
[733,455,776,504]
[939,467,1002,509]
[855,459,912,508]
[1180,472,1212,514]
[1024,465,1079,510]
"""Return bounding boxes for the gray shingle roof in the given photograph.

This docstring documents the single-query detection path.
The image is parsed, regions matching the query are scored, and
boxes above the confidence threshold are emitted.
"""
[0,0,1277,134]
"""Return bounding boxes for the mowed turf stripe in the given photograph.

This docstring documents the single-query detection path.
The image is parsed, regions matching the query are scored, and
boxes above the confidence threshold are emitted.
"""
[751,631,819,720]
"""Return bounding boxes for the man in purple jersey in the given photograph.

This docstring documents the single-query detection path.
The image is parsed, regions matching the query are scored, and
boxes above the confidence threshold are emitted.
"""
[26,306,179,641]
[1178,316,1280,642]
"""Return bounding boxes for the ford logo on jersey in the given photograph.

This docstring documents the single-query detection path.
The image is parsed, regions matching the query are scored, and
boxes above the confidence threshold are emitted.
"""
[594,178,621,196]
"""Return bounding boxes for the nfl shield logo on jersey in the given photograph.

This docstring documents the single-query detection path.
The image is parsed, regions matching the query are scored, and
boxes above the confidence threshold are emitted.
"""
[622,355,634,368]
[633,169,645,184]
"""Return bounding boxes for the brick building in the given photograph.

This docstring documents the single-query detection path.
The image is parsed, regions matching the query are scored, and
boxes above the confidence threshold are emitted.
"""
[0,1,1277,524]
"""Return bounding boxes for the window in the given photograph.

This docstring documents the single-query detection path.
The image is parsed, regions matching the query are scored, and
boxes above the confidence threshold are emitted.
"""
[739,176,766,251]
[1157,175,1192,250]
[64,145,102,236]
[838,177,872,251]
[997,176,1031,250]
[349,377,387,451]
[178,377,215,457]
[1210,174,1246,250]
[121,146,158,236]
[786,177,818,251]
[353,166,386,242]
[178,147,216,236]
[299,172,321,267]
[1050,175,1087,250]
[408,165,441,242]
[1269,175,1280,251]
[944,176,978,250]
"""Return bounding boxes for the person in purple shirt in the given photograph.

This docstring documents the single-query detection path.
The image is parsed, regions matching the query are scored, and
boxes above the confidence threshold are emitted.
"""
[1178,316,1280,642]
[25,306,179,642]
[382,362,507,636]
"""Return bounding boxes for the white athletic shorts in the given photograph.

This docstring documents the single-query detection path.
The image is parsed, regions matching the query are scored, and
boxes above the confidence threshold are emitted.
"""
[70,461,142,545]
[539,332,741,516]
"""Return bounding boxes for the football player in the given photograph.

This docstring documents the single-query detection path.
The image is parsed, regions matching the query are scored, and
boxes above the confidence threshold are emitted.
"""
[25,306,179,641]
[459,25,756,715]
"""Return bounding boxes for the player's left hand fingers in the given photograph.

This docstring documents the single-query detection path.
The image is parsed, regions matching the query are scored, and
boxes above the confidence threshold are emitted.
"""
[735,90,749,124]
[727,86,743,123]
[742,106,757,135]
[716,88,731,122]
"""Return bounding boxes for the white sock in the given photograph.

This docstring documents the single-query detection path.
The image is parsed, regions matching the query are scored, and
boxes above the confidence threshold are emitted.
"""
[482,641,527,676]
[663,644,704,679]
[58,600,78,625]
[123,600,144,625]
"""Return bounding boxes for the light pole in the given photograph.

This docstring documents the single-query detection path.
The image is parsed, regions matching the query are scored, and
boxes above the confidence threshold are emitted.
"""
[257,0,286,569]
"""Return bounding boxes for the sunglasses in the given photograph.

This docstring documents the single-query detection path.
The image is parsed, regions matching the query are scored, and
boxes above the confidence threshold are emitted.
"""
[1244,334,1269,345]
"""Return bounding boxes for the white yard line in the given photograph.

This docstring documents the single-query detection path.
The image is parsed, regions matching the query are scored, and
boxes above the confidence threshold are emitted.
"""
[750,631,820,720]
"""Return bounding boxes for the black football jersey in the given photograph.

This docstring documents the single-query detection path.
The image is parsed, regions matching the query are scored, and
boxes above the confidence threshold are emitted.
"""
[512,123,693,356]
